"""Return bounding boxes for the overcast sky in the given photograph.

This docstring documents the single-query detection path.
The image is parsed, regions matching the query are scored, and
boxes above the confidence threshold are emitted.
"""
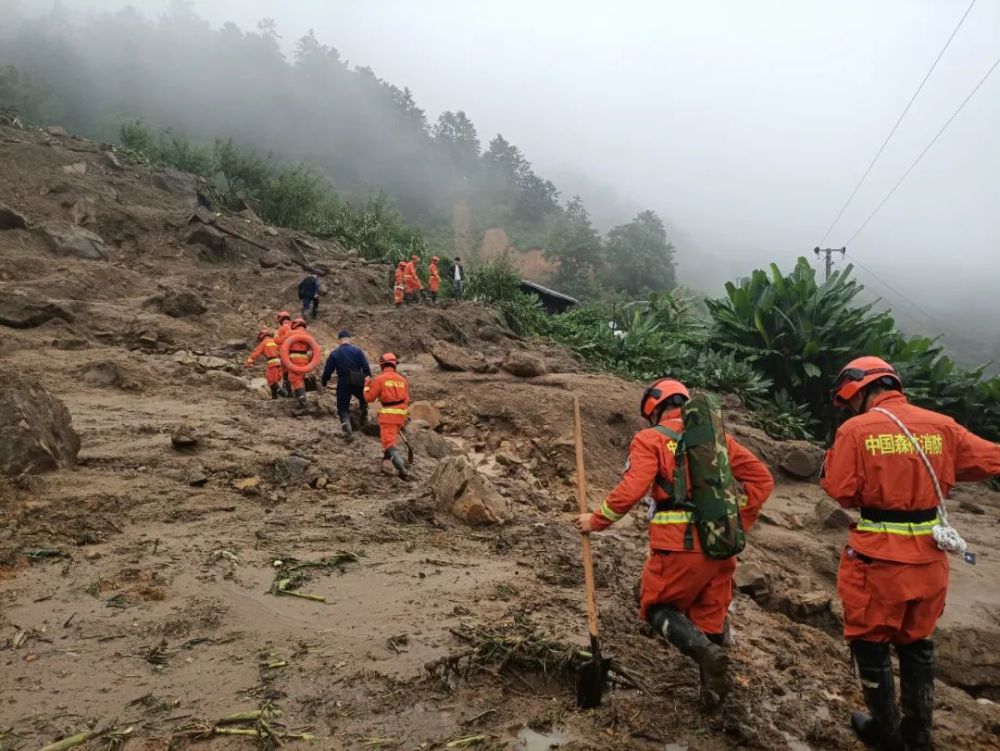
[22,0,1000,331]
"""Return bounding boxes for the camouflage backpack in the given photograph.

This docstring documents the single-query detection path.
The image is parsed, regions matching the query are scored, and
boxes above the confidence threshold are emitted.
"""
[653,392,745,559]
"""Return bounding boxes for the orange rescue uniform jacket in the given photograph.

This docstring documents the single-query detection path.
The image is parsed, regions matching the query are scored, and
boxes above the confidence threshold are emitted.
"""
[245,337,281,368]
[591,408,774,552]
[275,321,293,344]
[363,367,410,424]
[429,262,440,292]
[822,391,1000,564]
[403,261,423,291]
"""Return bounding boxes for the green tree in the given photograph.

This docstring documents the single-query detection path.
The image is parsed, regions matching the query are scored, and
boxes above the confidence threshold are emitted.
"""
[546,196,604,299]
[433,110,480,173]
[605,210,676,295]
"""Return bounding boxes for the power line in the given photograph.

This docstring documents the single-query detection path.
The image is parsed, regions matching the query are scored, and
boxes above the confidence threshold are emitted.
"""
[816,0,978,246]
[846,252,984,352]
[844,53,1000,246]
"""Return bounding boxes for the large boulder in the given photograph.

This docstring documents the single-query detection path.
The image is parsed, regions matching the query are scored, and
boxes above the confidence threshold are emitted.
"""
[936,625,1000,700]
[259,249,291,268]
[779,442,825,479]
[0,204,28,231]
[273,454,311,487]
[152,168,198,198]
[0,290,73,329]
[39,221,106,260]
[161,289,207,318]
[405,422,452,459]
[813,496,854,529]
[429,455,509,525]
[408,401,441,430]
[0,371,80,476]
[430,342,476,372]
[501,350,548,378]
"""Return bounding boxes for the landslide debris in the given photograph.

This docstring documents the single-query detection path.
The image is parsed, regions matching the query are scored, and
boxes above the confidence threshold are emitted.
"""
[0,370,80,476]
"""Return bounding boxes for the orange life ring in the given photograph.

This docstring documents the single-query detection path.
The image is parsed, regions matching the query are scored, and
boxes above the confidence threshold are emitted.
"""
[280,331,322,374]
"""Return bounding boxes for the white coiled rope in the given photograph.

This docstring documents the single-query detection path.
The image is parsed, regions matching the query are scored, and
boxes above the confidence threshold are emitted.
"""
[870,407,967,555]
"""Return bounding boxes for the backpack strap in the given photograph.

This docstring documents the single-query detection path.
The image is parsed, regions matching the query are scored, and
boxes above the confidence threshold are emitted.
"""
[650,425,682,498]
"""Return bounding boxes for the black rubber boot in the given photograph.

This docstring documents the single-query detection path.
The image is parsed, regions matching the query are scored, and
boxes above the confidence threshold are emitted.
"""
[647,604,730,707]
[294,388,308,409]
[850,640,904,750]
[389,447,410,480]
[340,417,354,443]
[359,404,368,425]
[282,373,292,397]
[897,640,935,751]
[269,383,280,400]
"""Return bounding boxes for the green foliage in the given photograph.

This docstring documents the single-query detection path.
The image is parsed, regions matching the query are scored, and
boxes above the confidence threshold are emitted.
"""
[707,257,897,435]
[747,390,817,441]
[119,122,427,260]
[119,121,215,176]
[545,197,604,300]
[466,256,523,302]
[708,257,1000,441]
[605,210,676,295]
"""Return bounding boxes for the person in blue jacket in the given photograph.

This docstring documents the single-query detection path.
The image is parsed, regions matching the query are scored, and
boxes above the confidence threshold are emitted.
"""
[321,330,372,441]
[298,273,321,319]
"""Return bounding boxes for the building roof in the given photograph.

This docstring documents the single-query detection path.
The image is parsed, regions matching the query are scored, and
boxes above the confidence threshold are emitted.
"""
[519,279,579,305]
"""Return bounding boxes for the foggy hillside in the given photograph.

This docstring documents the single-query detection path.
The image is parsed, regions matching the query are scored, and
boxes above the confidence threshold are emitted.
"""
[1,0,998,367]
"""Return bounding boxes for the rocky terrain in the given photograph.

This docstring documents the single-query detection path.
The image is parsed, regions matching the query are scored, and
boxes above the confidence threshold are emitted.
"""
[1,122,999,750]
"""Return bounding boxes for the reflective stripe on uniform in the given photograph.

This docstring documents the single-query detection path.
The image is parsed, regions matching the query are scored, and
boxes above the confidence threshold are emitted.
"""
[856,518,939,536]
[597,502,622,522]
[651,510,693,525]
[380,407,408,415]
[267,358,281,365]
[289,353,310,360]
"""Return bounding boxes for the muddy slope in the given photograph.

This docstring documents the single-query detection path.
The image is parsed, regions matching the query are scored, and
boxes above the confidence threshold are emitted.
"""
[1,124,999,750]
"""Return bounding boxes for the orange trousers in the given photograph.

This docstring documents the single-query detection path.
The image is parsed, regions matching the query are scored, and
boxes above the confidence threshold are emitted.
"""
[379,418,403,451]
[837,547,948,644]
[265,364,284,387]
[639,550,736,634]
[394,286,404,305]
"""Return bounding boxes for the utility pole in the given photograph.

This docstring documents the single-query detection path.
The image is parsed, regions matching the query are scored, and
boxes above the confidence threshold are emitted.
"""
[814,246,846,281]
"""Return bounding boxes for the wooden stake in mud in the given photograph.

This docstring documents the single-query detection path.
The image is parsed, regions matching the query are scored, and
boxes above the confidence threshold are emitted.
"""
[573,396,609,708]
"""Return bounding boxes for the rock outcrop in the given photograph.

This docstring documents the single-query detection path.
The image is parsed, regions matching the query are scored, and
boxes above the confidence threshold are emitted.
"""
[0,371,80,476]
[430,455,509,525]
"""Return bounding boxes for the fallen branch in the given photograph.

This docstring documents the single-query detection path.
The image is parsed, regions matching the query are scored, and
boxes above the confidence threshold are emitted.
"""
[35,726,121,751]
[217,709,282,725]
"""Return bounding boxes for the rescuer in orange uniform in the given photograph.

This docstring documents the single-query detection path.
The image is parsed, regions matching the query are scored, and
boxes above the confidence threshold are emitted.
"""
[244,328,284,399]
[363,352,410,479]
[393,261,406,306]
[575,378,773,705]
[273,311,294,396]
[428,256,441,303]
[285,317,315,409]
[274,311,293,343]
[404,254,424,303]
[823,356,1000,750]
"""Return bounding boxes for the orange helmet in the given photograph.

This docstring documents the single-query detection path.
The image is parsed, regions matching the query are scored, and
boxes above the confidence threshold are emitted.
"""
[291,317,307,330]
[397,261,406,267]
[411,255,419,261]
[640,378,690,421]
[257,328,271,342]
[277,311,291,323]
[379,352,398,368]
[432,256,439,262]
[832,356,901,405]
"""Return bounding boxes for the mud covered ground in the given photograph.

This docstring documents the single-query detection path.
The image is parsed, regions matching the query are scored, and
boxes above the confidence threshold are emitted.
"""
[1,124,999,750]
